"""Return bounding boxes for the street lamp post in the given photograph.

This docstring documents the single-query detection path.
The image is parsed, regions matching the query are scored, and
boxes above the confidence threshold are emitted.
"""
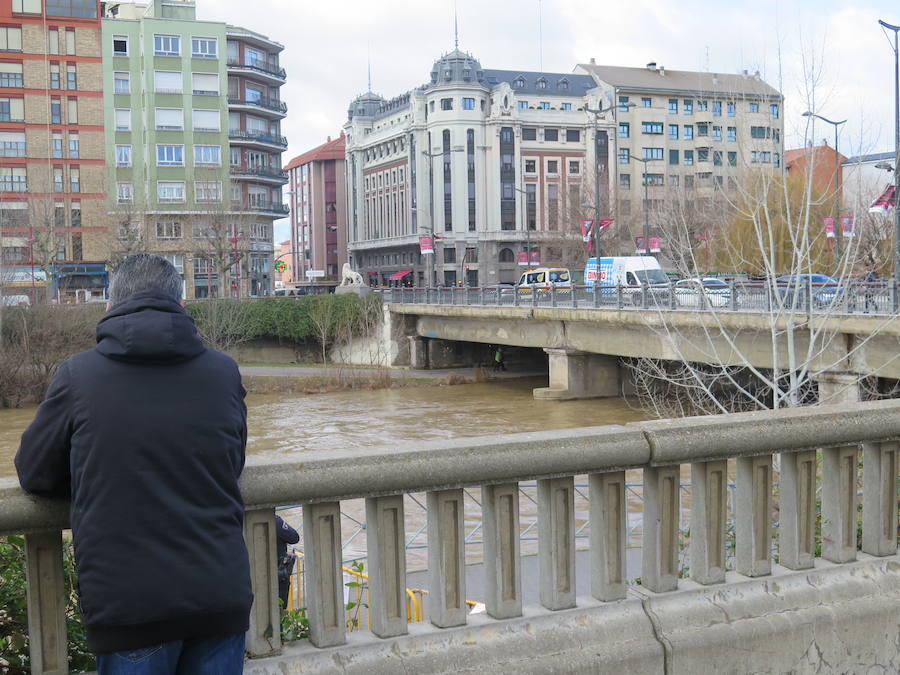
[585,102,635,258]
[228,233,243,298]
[802,111,847,270]
[879,19,900,283]
[626,153,660,254]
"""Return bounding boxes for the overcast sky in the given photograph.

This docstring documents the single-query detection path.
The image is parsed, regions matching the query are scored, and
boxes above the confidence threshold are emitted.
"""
[197,0,900,237]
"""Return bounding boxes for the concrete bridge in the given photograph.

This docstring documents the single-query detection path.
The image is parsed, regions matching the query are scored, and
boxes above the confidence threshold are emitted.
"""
[3,402,898,673]
[374,294,900,403]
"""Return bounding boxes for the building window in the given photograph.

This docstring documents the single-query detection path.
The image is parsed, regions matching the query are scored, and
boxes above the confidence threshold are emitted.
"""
[697,122,709,137]
[547,183,558,229]
[684,149,694,166]
[712,125,722,141]
[684,175,694,189]
[774,152,780,168]
[442,128,452,231]
[698,149,709,163]
[697,100,708,112]
[522,127,537,140]
[727,126,736,142]
[155,107,183,130]
[642,147,663,160]
[440,97,453,111]
[749,102,759,113]
[524,159,536,173]
[544,128,558,141]
[156,144,184,166]
[51,133,62,158]
[195,181,222,202]
[499,247,515,263]
[513,77,525,88]
[69,166,79,192]
[65,28,74,54]
[0,96,23,122]
[154,34,180,57]
[668,149,678,165]
[191,72,219,95]
[114,108,130,131]
[547,160,558,174]
[0,166,26,191]
[154,70,182,93]
[0,27,23,51]
[618,95,629,111]
[12,0,42,13]
[525,183,536,230]
[0,131,25,157]
[53,166,63,192]
[193,109,220,132]
[619,173,630,189]
[462,97,475,110]
[683,99,692,114]
[156,221,183,239]
[112,35,128,56]
[0,62,23,87]
[769,103,779,118]
[618,148,630,164]
[49,98,61,123]
[539,101,550,110]
[157,181,186,203]
[517,100,528,110]
[668,124,678,140]
[568,160,580,174]
[712,101,722,116]
[561,102,572,111]
[713,150,722,166]
[443,247,455,263]
[668,98,677,114]
[66,97,76,123]
[727,101,735,116]
[114,71,129,94]
[642,173,664,186]
[727,151,737,167]
[46,0,97,17]
[619,122,629,138]
[191,37,217,58]
[117,181,133,203]
[641,97,651,107]
[566,129,580,142]
[66,64,76,89]
[467,128,476,231]
[750,126,768,139]
[115,144,131,167]
[50,63,60,89]
[193,144,221,166]
[499,125,516,231]
[668,175,679,188]
[641,121,663,134]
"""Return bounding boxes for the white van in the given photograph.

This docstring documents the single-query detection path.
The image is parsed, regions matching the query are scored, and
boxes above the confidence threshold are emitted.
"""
[584,256,671,305]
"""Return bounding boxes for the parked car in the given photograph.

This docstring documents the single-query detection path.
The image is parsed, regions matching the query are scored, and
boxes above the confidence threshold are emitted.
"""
[775,274,842,308]
[516,268,572,293]
[673,278,732,308]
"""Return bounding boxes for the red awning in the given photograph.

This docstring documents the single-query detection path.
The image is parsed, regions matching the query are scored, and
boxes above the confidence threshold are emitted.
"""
[869,184,896,214]
[388,269,413,281]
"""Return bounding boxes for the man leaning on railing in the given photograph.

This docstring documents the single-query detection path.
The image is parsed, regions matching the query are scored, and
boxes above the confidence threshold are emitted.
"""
[15,253,251,674]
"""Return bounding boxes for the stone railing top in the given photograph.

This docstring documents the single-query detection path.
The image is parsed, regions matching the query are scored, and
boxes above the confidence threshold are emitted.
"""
[3,400,900,536]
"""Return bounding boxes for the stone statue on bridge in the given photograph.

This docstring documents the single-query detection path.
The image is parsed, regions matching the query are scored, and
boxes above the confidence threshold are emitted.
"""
[340,262,365,287]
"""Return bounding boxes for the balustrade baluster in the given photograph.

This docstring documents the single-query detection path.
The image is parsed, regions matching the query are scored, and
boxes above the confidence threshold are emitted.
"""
[779,450,817,570]
[537,476,576,610]
[642,465,680,592]
[736,455,772,577]
[482,483,522,618]
[365,495,408,637]
[822,445,859,563]
[589,471,627,601]
[862,441,898,556]
[302,502,345,647]
[426,489,467,628]
[690,460,728,584]
[24,531,67,675]
[244,508,281,656]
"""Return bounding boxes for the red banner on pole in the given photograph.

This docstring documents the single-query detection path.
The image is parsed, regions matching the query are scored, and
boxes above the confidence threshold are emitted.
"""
[580,219,594,252]
[419,236,433,254]
[840,215,854,238]
[824,217,835,238]
[635,236,661,253]
[599,218,615,232]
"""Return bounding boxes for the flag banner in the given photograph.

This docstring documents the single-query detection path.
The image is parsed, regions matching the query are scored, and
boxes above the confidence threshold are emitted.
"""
[824,217,835,238]
[869,184,896,214]
[580,219,594,252]
[517,251,528,265]
[649,236,661,253]
[599,218,615,232]
[840,215,854,238]
[529,249,540,264]
[419,236,433,254]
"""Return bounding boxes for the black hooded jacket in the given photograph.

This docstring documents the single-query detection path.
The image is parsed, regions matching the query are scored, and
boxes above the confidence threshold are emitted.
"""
[15,293,252,653]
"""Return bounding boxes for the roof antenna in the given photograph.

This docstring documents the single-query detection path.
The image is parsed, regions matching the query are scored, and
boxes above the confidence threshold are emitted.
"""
[454,1,459,49]
[367,42,372,92]
[538,0,543,71]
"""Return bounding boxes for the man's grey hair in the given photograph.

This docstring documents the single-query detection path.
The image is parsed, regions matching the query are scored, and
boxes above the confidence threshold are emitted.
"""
[108,253,183,306]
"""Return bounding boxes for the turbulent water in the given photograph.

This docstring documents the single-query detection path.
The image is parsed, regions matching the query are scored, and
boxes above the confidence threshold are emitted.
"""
[0,376,647,478]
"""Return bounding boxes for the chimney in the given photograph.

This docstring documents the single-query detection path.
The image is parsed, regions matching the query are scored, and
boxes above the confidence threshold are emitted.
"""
[590,57,596,64]
[646,61,657,70]
[712,73,719,85]
[327,135,331,142]
[742,69,748,77]
[658,65,665,76]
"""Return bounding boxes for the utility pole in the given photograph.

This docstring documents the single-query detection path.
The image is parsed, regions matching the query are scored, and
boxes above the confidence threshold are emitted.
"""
[803,111,846,273]
[879,19,900,283]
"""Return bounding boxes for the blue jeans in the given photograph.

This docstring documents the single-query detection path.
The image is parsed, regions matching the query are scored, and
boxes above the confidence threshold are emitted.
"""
[96,632,245,675]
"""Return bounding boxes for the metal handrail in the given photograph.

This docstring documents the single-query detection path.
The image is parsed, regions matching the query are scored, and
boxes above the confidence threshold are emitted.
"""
[227,95,287,113]
[227,129,288,147]
[226,59,286,79]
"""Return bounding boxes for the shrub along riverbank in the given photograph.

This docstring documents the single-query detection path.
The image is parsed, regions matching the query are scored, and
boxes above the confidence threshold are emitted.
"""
[0,295,383,408]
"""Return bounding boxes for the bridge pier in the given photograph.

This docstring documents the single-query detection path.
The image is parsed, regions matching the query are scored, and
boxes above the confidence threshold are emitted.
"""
[816,372,862,404]
[534,349,620,400]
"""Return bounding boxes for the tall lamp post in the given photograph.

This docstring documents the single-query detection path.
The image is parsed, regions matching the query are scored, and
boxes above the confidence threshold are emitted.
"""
[626,153,661,254]
[228,232,243,298]
[879,19,900,283]
[802,111,847,270]
[585,102,635,258]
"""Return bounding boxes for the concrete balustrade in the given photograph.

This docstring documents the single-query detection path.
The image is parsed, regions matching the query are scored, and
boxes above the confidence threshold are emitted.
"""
[2,401,900,673]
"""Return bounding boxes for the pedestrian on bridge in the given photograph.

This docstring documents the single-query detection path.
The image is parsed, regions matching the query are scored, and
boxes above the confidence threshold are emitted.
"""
[16,253,251,674]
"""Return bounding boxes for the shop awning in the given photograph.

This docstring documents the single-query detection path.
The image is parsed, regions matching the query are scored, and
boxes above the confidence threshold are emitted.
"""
[388,269,413,281]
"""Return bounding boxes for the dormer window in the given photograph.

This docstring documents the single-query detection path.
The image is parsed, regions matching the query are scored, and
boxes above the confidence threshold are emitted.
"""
[444,69,452,80]
[558,79,569,90]
[462,68,470,80]
[513,77,525,89]
[536,78,547,89]
[431,71,437,83]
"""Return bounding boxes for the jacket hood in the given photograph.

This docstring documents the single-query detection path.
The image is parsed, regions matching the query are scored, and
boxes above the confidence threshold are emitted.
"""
[96,292,206,364]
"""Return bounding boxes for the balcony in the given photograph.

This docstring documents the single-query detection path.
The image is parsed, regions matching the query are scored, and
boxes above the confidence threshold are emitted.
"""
[227,95,287,118]
[226,59,286,84]
[228,129,288,150]
[241,199,289,216]
[230,166,289,185]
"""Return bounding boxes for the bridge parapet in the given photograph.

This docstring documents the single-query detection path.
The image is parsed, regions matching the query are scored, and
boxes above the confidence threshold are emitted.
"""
[1,402,898,673]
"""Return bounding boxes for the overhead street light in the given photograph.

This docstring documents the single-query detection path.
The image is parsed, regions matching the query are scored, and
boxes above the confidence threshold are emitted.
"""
[802,111,847,271]
[878,18,900,283]
[585,102,635,258]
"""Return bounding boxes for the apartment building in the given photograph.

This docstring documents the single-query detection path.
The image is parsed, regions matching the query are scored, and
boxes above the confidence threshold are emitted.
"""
[101,0,285,299]
[0,0,107,303]
[285,133,346,290]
